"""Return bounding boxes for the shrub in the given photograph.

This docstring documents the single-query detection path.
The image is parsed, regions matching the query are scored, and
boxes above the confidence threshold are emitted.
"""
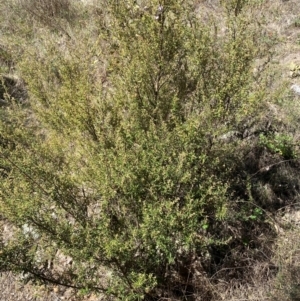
[0,0,282,300]
[259,133,296,159]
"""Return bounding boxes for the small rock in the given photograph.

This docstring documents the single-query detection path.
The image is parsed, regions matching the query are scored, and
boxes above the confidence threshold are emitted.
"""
[218,131,242,143]
[291,84,300,95]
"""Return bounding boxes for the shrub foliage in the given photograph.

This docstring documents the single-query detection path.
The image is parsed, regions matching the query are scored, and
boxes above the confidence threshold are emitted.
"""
[0,0,285,300]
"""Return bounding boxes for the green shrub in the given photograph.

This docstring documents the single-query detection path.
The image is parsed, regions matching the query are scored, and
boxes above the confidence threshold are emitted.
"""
[0,0,279,300]
[259,133,296,159]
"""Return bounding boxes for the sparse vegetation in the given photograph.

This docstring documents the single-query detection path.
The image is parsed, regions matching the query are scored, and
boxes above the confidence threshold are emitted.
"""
[1,0,300,301]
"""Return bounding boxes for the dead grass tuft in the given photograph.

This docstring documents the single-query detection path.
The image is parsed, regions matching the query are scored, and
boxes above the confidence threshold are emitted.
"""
[19,0,73,20]
[270,217,300,301]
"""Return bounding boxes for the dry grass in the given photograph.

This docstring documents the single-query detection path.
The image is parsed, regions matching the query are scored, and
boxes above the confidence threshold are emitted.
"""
[270,213,300,301]
[17,0,76,24]
[0,272,54,301]
[0,272,105,301]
